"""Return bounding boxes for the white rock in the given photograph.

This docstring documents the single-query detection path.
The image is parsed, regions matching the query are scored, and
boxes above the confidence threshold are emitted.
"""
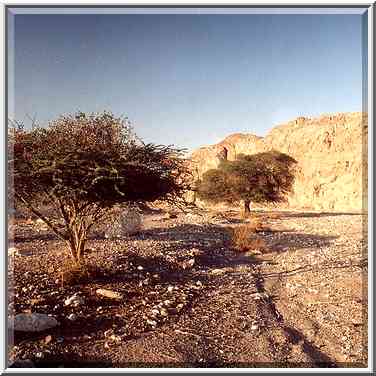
[137,266,144,271]
[167,286,174,293]
[64,294,84,307]
[8,247,19,256]
[96,289,123,300]
[210,268,226,275]
[187,248,203,257]
[110,334,122,343]
[10,313,59,332]
[250,292,268,300]
[160,309,168,317]
[67,313,77,321]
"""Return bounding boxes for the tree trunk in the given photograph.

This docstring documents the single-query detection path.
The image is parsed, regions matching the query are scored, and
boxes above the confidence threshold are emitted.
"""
[67,231,86,265]
[243,199,251,215]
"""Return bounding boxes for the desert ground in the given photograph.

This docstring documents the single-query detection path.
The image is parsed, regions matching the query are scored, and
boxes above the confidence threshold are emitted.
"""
[8,207,367,368]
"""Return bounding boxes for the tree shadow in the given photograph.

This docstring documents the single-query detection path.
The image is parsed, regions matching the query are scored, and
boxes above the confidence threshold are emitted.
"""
[283,326,337,367]
[13,232,59,243]
[258,211,363,219]
[262,232,338,254]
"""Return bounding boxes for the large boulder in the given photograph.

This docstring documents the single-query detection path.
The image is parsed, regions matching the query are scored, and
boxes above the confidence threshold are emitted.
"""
[104,206,142,238]
[10,313,59,332]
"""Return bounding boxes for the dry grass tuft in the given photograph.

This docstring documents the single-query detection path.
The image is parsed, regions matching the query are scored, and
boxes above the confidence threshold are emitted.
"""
[228,224,267,253]
[59,260,104,286]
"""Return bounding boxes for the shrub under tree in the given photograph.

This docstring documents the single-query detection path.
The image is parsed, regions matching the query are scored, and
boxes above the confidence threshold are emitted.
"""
[196,151,297,214]
[9,112,189,263]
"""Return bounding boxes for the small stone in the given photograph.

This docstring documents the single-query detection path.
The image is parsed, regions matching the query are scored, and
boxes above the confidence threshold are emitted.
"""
[251,292,268,300]
[64,294,84,307]
[251,324,259,331]
[96,289,123,300]
[35,352,43,359]
[210,269,226,275]
[167,286,174,293]
[67,313,77,321]
[137,266,144,271]
[104,329,112,337]
[151,309,159,316]
[44,335,53,345]
[147,319,157,326]
[8,247,19,256]
[160,309,168,317]
[110,334,122,343]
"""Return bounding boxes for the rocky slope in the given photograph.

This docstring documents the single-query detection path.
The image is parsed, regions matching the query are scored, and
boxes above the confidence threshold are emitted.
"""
[190,112,367,212]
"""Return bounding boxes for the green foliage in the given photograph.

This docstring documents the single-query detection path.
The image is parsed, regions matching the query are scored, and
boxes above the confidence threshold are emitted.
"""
[196,150,297,209]
[9,112,189,262]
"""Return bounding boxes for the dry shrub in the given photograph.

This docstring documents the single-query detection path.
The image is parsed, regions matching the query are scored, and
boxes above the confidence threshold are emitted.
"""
[241,213,265,232]
[59,260,105,286]
[229,224,267,253]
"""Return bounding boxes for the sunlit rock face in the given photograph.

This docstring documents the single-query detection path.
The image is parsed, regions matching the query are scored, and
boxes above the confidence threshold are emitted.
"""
[190,112,367,212]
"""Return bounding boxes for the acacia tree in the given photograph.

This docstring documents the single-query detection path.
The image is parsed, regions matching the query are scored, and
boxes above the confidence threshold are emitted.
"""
[9,112,189,264]
[196,151,297,214]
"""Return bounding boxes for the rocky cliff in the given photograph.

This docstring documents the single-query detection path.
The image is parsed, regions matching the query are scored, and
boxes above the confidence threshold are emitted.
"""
[190,112,367,212]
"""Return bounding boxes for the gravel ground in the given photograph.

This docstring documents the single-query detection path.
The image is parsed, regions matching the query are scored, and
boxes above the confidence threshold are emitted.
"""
[7,208,367,368]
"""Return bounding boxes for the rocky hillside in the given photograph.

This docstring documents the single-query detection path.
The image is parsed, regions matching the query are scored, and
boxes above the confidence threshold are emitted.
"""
[191,112,367,212]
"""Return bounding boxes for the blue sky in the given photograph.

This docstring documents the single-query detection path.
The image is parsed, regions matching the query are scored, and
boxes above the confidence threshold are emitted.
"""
[9,11,365,152]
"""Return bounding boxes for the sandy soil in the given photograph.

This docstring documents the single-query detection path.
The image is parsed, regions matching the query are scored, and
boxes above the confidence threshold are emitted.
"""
[7,208,367,368]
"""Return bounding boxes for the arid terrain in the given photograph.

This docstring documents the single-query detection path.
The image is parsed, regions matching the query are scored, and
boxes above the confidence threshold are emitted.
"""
[8,207,367,368]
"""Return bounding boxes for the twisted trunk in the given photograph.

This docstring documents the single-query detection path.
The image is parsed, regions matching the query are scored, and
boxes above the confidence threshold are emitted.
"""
[243,199,251,215]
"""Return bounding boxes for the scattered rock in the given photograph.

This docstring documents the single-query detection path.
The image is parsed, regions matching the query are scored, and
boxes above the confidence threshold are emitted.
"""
[96,289,123,300]
[11,313,59,332]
